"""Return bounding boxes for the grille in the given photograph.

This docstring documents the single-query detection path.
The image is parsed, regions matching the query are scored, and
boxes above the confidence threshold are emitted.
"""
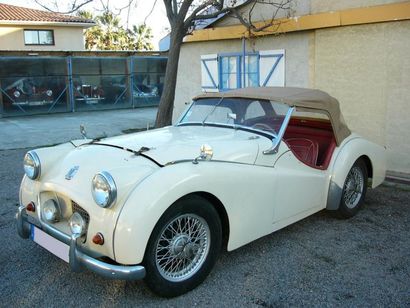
[71,201,90,224]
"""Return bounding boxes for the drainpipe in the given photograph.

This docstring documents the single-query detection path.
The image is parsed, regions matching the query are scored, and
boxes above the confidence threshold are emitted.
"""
[242,36,246,88]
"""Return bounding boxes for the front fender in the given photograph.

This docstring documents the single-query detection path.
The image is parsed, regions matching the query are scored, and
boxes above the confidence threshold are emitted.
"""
[326,135,386,210]
[113,161,277,265]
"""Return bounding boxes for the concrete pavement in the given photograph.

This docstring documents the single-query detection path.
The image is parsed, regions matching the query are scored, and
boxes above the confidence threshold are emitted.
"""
[0,107,157,150]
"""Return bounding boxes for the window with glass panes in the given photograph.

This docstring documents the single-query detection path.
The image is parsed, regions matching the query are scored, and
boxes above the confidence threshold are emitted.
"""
[219,54,259,90]
[24,30,54,45]
[220,56,239,90]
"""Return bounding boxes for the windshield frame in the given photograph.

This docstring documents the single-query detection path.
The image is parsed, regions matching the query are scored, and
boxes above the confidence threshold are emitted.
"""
[176,97,293,139]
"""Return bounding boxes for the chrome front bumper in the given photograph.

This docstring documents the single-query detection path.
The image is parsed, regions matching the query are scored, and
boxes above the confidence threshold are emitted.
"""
[16,205,146,281]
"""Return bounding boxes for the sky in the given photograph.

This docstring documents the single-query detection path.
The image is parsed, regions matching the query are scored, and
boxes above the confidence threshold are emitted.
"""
[0,0,170,49]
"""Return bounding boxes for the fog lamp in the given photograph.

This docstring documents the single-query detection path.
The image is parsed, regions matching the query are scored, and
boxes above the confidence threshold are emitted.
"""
[41,199,60,222]
[69,212,86,235]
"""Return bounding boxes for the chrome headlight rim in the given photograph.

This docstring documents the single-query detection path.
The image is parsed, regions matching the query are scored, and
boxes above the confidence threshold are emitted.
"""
[24,151,41,180]
[91,171,117,208]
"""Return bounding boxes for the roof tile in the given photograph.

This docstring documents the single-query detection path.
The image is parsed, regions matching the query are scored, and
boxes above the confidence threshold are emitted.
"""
[0,3,94,24]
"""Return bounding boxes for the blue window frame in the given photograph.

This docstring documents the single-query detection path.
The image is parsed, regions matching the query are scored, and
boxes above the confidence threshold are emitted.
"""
[219,53,259,91]
[220,56,240,90]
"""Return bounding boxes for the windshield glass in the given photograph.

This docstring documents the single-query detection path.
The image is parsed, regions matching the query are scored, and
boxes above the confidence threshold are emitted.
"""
[178,97,290,137]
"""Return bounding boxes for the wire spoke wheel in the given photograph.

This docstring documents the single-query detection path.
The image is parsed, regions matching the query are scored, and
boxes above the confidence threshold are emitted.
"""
[343,166,364,209]
[155,214,211,282]
[336,159,368,219]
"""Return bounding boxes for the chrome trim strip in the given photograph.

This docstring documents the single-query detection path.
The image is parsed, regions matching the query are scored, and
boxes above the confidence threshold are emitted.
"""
[164,159,257,167]
[16,206,146,281]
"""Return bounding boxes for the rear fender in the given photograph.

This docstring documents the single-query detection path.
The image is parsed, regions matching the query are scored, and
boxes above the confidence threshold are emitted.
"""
[326,136,386,210]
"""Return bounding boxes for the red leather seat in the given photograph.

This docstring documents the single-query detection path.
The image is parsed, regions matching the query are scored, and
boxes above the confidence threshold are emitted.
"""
[286,138,319,167]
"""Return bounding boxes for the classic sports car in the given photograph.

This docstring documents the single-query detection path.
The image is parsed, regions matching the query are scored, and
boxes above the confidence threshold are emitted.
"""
[17,87,386,297]
[4,77,56,107]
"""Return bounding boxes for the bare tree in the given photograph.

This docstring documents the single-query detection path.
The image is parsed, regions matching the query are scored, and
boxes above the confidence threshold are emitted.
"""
[155,0,292,128]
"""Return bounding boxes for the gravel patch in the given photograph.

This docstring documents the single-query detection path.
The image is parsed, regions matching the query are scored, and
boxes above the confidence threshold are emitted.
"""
[0,148,409,307]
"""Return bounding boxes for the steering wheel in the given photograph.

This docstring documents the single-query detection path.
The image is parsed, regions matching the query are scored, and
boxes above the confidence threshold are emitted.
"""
[251,123,276,134]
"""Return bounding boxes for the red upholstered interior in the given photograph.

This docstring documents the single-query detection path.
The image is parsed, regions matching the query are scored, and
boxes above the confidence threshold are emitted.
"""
[284,118,336,170]
[286,138,319,166]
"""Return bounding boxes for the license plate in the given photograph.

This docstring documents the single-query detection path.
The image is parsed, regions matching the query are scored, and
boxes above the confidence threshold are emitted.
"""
[30,225,69,263]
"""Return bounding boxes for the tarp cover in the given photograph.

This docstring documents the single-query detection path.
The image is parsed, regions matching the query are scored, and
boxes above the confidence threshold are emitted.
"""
[193,87,351,145]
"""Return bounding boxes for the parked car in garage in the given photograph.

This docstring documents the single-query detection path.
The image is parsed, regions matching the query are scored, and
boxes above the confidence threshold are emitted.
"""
[16,87,386,297]
[4,77,57,107]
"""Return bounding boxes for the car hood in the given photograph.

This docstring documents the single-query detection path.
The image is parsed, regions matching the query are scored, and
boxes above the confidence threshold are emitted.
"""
[93,125,261,165]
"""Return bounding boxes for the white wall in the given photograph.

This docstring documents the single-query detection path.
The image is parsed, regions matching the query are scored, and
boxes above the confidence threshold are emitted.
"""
[0,25,85,51]
[313,20,410,173]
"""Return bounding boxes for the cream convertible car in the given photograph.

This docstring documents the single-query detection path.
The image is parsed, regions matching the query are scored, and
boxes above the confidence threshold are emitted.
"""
[17,87,385,297]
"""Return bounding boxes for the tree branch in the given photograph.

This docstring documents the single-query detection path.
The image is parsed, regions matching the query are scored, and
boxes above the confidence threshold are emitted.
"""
[144,0,159,24]
[33,0,94,14]
[230,0,292,33]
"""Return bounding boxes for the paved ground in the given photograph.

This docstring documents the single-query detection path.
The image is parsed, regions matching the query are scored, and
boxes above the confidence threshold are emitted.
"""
[0,108,157,150]
[0,147,409,307]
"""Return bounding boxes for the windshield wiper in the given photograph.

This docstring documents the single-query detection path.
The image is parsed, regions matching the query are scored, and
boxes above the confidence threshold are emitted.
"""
[202,97,224,125]
[88,133,107,144]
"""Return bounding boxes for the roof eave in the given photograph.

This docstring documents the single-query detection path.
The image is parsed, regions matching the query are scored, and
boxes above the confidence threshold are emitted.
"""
[0,20,95,28]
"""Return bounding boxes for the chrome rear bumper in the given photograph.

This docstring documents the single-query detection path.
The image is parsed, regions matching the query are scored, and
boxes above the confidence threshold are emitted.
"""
[16,205,146,281]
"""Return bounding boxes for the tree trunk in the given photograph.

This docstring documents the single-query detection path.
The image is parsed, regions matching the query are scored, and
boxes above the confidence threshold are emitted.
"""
[155,28,185,128]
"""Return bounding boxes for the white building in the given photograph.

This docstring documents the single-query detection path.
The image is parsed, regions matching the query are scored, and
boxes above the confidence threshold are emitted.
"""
[0,3,94,51]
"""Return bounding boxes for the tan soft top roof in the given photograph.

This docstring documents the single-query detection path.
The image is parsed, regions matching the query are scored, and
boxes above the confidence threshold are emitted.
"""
[193,87,351,145]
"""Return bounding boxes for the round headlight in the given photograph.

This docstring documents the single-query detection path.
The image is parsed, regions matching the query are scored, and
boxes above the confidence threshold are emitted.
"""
[14,90,21,98]
[69,212,86,235]
[46,89,53,97]
[92,171,117,208]
[24,151,41,180]
[41,199,60,222]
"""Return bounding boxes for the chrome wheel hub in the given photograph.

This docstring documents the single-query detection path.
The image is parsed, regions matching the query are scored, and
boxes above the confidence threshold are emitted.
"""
[155,214,210,282]
[343,166,364,209]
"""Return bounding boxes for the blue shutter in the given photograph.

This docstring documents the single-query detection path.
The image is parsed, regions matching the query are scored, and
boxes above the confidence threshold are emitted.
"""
[200,54,219,92]
[259,50,285,87]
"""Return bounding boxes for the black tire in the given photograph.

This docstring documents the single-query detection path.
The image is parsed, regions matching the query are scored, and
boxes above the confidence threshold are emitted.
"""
[143,195,222,297]
[337,159,368,218]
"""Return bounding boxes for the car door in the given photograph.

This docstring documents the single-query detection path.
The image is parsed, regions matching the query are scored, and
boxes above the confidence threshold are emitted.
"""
[254,108,333,223]
[271,148,329,223]
[254,137,328,224]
